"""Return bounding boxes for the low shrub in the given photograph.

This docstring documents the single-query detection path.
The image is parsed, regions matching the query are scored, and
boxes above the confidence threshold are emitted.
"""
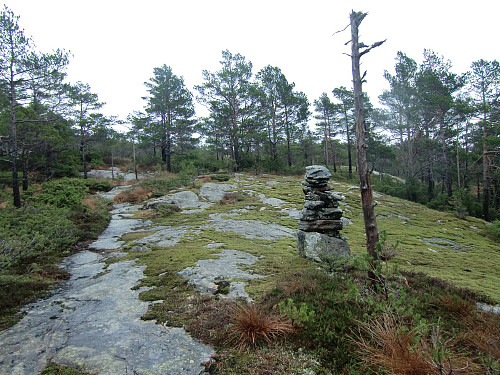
[28,178,89,209]
[210,173,230,182]
[153,203,181,217]
[487,220,500,242]
[84,179,112,194]
[0,205,78,271]
[138,177,185,197]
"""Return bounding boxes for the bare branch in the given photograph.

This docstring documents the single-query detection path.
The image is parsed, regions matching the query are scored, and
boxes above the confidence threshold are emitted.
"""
[333,23,350,36]
[359,39,387,57]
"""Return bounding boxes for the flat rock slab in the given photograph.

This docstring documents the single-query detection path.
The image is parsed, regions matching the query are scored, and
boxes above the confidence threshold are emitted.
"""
[145,191,212,210]
[138,226,201,248]
[0,251,213,375]
[198,183,237,202]
[86,168,149,181]
[421,238,473,252]
[178,249,264,299]
[89,204,147,251]
[203,219,295,241]
[244,190,288,207]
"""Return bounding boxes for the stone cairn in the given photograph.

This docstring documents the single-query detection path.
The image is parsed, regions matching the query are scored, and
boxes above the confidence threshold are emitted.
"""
[297,165,350,263]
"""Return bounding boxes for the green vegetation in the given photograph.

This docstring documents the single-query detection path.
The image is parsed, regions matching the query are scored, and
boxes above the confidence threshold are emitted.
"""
[1,3,499,373]
[0,178,112,330]
[40,362,94,375]
[104,173,499,374]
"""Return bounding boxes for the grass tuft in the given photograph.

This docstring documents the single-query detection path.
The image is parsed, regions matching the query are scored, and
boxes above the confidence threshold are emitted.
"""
[229,303,293,347]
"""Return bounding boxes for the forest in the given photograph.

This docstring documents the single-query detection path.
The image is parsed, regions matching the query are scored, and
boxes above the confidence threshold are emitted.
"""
[1,4,499,223]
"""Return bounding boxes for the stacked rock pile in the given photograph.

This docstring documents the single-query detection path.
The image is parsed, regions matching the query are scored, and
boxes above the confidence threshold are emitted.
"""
[297,165,350,262]
[298,165,344,237]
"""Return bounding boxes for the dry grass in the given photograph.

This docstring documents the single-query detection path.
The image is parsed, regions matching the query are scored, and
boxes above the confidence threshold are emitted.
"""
[184,296,233,347]
[113,186,151,204]
[229,303,293,348]
[82,197,98,210]
[463,312,500,361]
[275,271,319,297]
[220,192,239,205]
[354,314,479,375]
[200,176,211,183]
[438,295,500,364]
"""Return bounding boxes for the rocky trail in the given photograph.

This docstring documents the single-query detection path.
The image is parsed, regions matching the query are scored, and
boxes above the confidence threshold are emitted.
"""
[0,176,299,375]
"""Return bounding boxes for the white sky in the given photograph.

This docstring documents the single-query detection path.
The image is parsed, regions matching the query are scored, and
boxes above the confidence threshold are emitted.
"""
[3,0,500,128]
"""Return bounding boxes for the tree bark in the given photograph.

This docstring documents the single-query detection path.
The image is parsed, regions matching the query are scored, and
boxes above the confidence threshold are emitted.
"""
[350,11,384,281]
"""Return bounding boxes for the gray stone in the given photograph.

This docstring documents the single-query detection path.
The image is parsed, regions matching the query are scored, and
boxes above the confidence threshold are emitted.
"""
[178,250,264,301]
[341,217,353,226]
[90,207,147,251]
[198,183,237,202]
[305,165,332,180]
[130,245,151,252]
[420,238,473,252]
[86,168,150,181]
[0,251,213,375]
[297,230,350,263]
[203,219,295,241]
[138,226,201,248]
[304,200,325,210]
[298,219,343,233]
[144,190,212,210]
[476,302,500,314]
[280,208,302,219]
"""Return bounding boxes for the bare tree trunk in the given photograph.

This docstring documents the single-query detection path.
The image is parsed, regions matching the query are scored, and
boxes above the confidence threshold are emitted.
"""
[132,136,138,180]
[111,151,115,180]
[350,11,385,281]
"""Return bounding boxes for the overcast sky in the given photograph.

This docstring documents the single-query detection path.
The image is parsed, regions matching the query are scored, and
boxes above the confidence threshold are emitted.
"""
[3,0,500,127]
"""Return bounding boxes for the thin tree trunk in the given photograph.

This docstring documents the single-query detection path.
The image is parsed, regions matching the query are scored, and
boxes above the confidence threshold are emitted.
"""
[481,92,489,220]
[111,151,115,180]
[10,78,20,207]
[133,137,138,180]
[456,123,461,189]
[22,157,28,191]
[439,116,452,197]
[482,122,489,220]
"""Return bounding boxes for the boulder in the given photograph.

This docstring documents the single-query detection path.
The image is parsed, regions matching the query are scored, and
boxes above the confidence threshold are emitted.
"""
[297,230,350,263]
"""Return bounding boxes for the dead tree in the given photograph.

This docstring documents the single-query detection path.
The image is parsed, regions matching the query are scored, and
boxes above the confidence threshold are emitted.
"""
[347,11,386,282]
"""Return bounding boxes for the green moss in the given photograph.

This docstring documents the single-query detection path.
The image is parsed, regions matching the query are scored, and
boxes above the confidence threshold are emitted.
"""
[40,362,94,375]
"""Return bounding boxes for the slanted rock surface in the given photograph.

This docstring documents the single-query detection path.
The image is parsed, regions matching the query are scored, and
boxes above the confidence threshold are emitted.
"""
[0,177,306,374]
[0,251,213,375]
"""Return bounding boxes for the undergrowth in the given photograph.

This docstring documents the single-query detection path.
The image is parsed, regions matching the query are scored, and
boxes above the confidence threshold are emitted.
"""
[0,178,112,331]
